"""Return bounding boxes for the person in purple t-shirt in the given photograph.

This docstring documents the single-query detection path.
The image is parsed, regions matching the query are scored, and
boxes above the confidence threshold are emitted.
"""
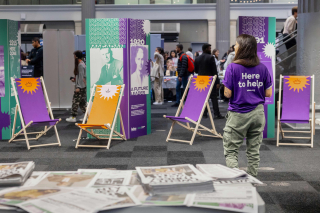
[222,34,272,177]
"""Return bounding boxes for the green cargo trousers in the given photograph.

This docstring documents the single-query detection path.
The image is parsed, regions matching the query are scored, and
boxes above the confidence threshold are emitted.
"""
[223,104,265,177]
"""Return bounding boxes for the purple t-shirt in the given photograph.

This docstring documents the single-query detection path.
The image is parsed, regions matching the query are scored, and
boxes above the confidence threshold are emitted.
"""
[223,63,272,113]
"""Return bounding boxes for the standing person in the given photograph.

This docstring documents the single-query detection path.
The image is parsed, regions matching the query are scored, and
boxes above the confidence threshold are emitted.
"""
[151,47,164,105]
[169,50,178,69]
[171,44,189,107]
[194,44,223,119]
[224,46,236,70]
[26,37,43,77]
[212,49,225,73]
[186,47,193,60]
[283,6,298,50]
[223,34,272,177]
[66,51,87,122]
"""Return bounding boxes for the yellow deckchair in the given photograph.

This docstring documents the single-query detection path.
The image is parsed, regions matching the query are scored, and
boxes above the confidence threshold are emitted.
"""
[75,84,126,149]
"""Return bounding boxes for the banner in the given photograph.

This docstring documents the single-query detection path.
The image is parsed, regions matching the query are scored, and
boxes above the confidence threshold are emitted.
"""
[86,18,151,139]
[0,20,21,140]
[237,16,276,138]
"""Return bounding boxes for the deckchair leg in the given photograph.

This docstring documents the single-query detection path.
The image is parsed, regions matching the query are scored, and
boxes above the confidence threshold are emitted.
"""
[276,120,280,147]
[206,102,218,135]
[22,128,31,150]
[119,110,126,140]
[166,121,176,142]
[75,129,83,148]
[107,129,114,150]
[190,122,200,145]
[11,105,18,138]
[54,126,61,146]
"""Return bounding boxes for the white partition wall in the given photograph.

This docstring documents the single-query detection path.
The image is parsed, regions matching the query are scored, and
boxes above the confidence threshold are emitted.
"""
[43,29,75,109]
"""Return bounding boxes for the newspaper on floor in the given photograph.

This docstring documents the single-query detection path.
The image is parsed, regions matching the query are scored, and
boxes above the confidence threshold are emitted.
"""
[0,161,35,186]
[196,164,248,180]
[35,171,98,187]
[23,172,48,187]
[78,169,133,186]
[212,174,263,185]
[136,164,214,195]
[131,185,188,206]
[185,183,258,213]
[129,170,140,186]
[92,186,141,210]
[16,187,123,213]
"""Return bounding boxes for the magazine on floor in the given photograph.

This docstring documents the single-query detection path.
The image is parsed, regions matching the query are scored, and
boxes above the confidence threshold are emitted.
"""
[23,172,48,187]
[17,188,123,213]
[185,184,258,213]
[78,169,133,186]
[92,186,141,210]
[131,185,188,206]
[136,164,214,195]
[0,161,35,186]
[35,171,98,187]
[196,164,248,180]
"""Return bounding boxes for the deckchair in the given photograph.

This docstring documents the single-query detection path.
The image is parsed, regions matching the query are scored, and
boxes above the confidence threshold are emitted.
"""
[277,75,315,148]
[164,75,222,145]
[75,84,126,149]
[10,77,61,150]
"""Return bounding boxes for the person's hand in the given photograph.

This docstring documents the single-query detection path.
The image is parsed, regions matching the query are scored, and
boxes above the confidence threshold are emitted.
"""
[26,59,30,64]
[220,59,226,63]
[71,78,75,82]
[178,77,182,82]
[75,88,80,93]
[216,84,220,89]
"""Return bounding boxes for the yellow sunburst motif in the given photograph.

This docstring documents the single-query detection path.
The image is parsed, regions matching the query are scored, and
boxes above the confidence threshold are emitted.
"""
[285,76,310,93]
[98,85,119,100]
[17,78,40,94]
[193,76,211,92]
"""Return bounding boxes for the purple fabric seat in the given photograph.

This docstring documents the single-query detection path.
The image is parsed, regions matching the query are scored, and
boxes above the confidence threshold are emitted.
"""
[166,76,213,123]
[15,78,58,127]
[280,76,311,124]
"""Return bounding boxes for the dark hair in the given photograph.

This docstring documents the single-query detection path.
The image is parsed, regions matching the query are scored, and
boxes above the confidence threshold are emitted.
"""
[195,52,200,58]
[156,47,165,58]
[231,45,235,51]
[32,37,40,44]
[202,43,211,52]
[188,47,192,52]
[227,47,234,55]
[73,50,83,76]
[176,44,183,51]
[212,49,219,60]
[292,6,298,15]
[233,34,260,67]
[170,50,177,58]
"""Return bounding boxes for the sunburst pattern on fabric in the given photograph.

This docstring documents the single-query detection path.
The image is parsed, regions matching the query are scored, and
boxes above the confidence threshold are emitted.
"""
[262,42,275,59]
[98,85,120,100]
[193,76,211,92]
[285,76,310,93]
[16,78,40,94]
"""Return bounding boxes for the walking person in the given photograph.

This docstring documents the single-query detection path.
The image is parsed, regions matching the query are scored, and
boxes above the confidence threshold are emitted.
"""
[194,44,223,119]
[212,49,225,73]
[223,34,272,177]
[283,6,298,50]
[171,44,189,107]
[66,51,87,122]
[151,47,164,105]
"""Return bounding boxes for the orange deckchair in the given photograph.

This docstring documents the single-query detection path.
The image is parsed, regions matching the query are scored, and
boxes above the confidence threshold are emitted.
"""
[75,84,126,149]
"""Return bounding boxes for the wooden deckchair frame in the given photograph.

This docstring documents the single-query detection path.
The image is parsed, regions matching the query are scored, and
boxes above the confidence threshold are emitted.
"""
[276,75,315,148]
[75,84,126,149]
[164,75,222,145]
[9,77,61,150]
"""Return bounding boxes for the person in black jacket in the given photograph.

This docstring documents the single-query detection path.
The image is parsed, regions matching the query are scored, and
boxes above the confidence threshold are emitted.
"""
[195,44,223,119]
[26,37,43,77]
[172,44,189,107]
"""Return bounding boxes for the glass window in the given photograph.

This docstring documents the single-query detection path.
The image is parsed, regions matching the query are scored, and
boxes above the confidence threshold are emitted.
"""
[39,0,73,4]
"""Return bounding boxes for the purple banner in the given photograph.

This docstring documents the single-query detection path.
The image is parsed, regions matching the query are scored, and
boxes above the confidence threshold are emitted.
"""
[128,19,149,138]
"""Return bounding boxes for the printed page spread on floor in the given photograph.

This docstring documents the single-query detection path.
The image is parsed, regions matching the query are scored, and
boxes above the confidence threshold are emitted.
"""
[0,161,35,185]
[35,171,98,187]
[78,169,133,186]
[131,185,188,206]
[196,164,248,179]
[185,184,258,213]
[17,188,123,213]
[23,172,48,187]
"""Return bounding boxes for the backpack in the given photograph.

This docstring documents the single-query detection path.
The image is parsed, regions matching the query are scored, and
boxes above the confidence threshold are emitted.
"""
[179,53,194,73]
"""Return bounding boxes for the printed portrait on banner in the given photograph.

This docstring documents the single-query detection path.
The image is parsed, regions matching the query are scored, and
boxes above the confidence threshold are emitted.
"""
[0,46,4,97]
[90,48,123,88]
[130,44,149,95]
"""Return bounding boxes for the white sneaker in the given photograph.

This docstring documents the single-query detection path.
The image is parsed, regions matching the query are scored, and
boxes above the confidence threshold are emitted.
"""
[66,116,76,122]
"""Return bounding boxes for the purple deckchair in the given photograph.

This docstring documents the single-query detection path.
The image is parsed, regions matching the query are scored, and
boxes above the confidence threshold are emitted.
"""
[277,75,315,148]
[9,77,61,150]
[164,75,222,145]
